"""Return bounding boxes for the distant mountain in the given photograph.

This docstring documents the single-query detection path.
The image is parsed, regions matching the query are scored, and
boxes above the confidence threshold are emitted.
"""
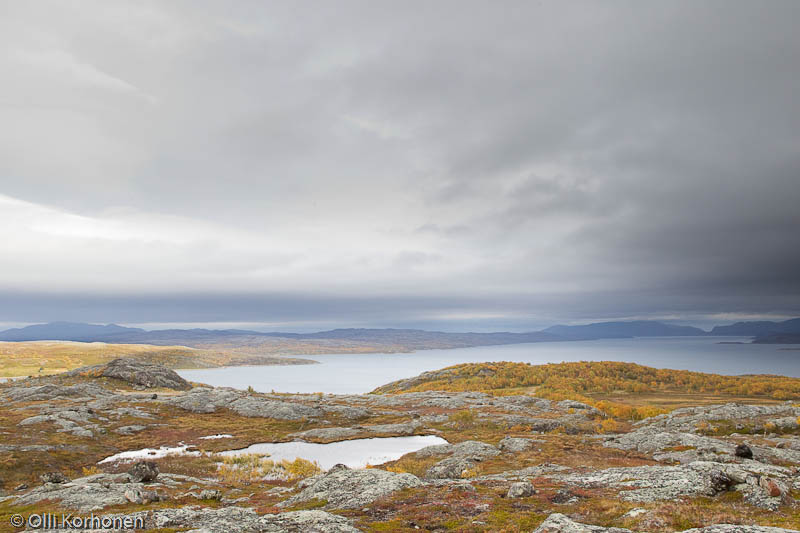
[710,318,800,337]
[0,321,145,342]
[542,320,706,340]
[0,322,561,349]
[4,318,798,349]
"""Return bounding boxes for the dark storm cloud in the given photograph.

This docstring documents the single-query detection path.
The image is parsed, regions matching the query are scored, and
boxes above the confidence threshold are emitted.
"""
[0,1,798,327]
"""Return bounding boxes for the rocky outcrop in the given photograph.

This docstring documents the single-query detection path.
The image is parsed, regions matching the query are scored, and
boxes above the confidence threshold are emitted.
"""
[16,473,155,512]
[29,507,362,533]
[288,420,422,441]
[534,513,632,532]
[604,403,800,466]
[473,463,571,482]
[633,402,800,434]
[555,460,795,508]
[12,472,219,512]
[258,510,362,532]
[145,506,362,533]
[168,387,327,420]
[289,427,361,441]
[18,406,101,437]
[422,440,500,479]
[97,358,191,390]
[281,464,423,509]
[4,383,112,403]
[498,436,535,453]
[532,513,798,532]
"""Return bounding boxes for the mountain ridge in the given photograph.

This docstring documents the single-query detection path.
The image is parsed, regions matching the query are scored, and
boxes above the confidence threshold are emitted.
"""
[542,320,706,340]
[2,318,798,346]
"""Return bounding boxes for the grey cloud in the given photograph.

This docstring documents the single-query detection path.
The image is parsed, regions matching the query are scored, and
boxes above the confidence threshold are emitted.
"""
[0,1,798,327]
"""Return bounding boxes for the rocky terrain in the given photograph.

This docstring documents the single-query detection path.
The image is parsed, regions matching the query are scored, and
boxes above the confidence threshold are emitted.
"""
[0,358,798,532]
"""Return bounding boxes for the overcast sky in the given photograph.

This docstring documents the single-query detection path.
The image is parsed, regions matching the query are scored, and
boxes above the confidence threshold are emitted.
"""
[1,1,798,331]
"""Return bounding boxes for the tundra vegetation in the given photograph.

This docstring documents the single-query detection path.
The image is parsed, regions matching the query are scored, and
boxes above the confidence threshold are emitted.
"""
[0,341,314,379]
[0,356,798,532]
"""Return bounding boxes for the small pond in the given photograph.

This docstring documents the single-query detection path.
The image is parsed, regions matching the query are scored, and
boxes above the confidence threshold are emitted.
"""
[218,435,448,469]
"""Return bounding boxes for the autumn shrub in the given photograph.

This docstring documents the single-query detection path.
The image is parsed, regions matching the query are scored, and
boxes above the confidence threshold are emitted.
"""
[216,454,320,483]
[599,418,620,433]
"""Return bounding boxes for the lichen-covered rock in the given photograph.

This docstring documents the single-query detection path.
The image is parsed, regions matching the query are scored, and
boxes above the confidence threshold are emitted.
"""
[604,426,800,466]
[423,440,500,479]
[16,475,142,512]
[555,460,794,503]
[3,383,112,403]
[18,412,97,438]
[258,510,362,532]
[128,461,159,483]
[684,525,798,532]
[362,420,421,435]
[123,487,164,504]
[498,436,534,453]
[532,513,798,532]
[229,396,323,420]
[168,387,324,420]
[534,513,632,532]
[40,472,69,484]
[281,464,422,509]
[14,473,212,513]
[85,358,191,390]
[605,428,732,456]
[426,455,479,479]
[138,506,363,533]
[709,470,734,494]
[289,427,361,441]
[506,481,534,498]
[114,424,147,435]
[288,421,422,441]
[634,402,800,434]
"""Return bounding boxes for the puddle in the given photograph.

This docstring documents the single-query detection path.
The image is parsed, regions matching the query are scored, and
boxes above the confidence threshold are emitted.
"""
[218,435,448,469]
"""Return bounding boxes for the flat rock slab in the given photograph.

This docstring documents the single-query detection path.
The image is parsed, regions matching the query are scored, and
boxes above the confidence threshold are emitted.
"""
[21,507,361,533]
[281,464,423,509]
[14,473,211,512]
[533,513,799,533]
[555,460,795,504]
[418,440,500,479]
[150,507,361,533]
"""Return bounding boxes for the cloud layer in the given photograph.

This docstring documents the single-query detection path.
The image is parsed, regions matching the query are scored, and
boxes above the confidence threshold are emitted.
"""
[1,1,798,328]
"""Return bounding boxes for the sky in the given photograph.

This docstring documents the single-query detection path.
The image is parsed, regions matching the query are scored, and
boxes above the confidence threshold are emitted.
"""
[1,1,799,331]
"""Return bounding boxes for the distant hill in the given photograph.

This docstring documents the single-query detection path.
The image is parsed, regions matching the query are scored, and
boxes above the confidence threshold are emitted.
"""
[4,318,799,349]
[0,322,561,350]
[542,320,706,340]
[0,321,145,342]
[710,318,800,338]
